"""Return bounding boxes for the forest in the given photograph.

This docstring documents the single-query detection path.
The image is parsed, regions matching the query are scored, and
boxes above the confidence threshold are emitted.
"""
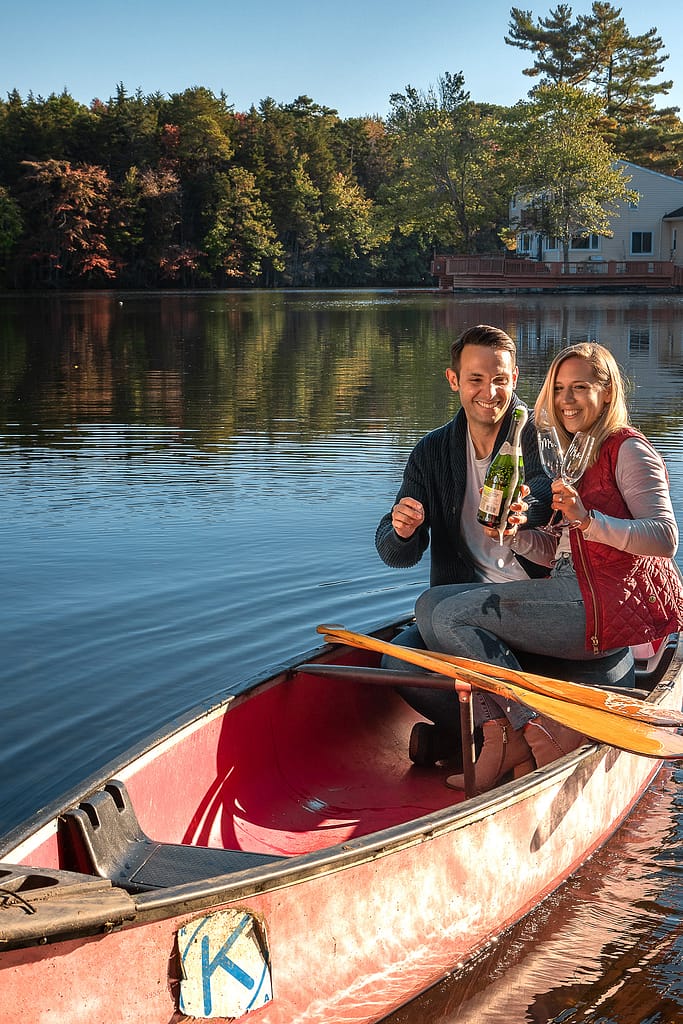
[1,3,682,290]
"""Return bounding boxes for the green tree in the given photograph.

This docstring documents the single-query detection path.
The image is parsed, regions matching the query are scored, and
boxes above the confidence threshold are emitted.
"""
[158,88,235,248]
[0,90,94,187]
[576,3,672,118]
[110,163,181,286]
[219,106,366,284]
[610,109,683,174]
[283,152,325,285]
[203,167,284,284]
[317,172,379,283]
[89,84,163,178]
[576,3,683,170]
[246,96,341,283]
[505,84,639,266]
[0,185,22,285]
[506,3,672,104]
[505,3,682,170]
[330,117,398,200]
[505,5,581,84]
[383,72,508,253]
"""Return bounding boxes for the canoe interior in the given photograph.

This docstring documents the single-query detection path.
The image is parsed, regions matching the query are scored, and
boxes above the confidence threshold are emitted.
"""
[8,642,469,873]
[4,626,678,879]
[128,650,467,857]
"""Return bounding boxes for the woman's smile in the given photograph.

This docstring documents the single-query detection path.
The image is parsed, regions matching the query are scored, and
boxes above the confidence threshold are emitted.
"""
[554,356,611,432]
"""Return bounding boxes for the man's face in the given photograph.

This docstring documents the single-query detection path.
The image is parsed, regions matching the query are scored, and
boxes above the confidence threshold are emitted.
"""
[445,345,518,430]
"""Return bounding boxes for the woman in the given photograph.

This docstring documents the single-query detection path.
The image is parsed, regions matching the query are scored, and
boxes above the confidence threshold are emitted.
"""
[416,342,683,794]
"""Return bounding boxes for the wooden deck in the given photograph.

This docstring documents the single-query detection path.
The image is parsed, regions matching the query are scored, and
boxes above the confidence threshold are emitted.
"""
[431,255,683,293]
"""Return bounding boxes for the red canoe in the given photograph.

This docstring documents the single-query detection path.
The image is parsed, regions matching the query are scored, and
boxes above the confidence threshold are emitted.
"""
[1,620,681,1023]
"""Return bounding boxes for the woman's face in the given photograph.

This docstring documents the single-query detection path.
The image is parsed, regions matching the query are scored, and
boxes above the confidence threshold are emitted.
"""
[553,356,611,435]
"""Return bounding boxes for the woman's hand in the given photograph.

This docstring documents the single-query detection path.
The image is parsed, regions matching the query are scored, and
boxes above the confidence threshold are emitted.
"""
[551,479,587,525]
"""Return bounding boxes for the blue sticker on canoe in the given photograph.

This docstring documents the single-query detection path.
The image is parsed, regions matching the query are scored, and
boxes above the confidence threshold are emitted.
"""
[178,909,272,1018]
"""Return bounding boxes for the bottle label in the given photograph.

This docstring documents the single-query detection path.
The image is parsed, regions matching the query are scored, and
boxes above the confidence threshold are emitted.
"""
[479,485,504,517]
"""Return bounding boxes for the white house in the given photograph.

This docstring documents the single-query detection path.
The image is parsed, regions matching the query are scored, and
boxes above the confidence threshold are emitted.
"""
[511,161,683,268]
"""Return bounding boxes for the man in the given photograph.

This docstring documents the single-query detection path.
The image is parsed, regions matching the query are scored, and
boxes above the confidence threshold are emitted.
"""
[375,324,551,766]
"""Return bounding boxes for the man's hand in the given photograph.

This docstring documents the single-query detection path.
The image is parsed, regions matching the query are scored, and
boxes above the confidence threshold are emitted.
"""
[481,483,529,541]
[391,497,425,539]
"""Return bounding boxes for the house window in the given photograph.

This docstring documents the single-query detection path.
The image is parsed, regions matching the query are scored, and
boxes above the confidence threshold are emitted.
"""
[570,234,599,250]
[544,237,558,251]
[631,231,653,255]
[629,327,650,352]
[519,233,532,253]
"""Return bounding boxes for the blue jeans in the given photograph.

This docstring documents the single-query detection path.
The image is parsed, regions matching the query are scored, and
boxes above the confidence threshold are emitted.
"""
[415,562,632,727]
[382,622,461,734]
[385,585,533,731]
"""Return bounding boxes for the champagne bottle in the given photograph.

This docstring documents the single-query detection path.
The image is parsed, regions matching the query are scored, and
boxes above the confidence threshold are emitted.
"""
[477,406,528,537]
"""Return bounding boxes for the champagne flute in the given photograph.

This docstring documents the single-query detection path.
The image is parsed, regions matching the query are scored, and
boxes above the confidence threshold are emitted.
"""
[556,431,595,527]
[536,423,564,532]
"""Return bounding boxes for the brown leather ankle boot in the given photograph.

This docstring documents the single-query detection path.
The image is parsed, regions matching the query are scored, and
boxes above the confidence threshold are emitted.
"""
[524,716,586,769]
[446,717,534,795]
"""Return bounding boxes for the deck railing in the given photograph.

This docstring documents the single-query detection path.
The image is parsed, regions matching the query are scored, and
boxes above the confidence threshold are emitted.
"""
[431,255,682,290]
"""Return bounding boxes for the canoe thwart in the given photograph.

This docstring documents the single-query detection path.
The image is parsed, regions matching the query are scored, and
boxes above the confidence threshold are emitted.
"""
[61,781,285,893]
[297,663,478,795]
[297,663,465,690]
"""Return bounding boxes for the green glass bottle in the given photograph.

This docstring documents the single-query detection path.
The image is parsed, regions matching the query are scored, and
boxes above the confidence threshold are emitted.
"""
[477,406,528,536]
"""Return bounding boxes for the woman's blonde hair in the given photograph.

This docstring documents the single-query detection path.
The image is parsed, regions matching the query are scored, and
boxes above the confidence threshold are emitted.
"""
[534,342,630,462]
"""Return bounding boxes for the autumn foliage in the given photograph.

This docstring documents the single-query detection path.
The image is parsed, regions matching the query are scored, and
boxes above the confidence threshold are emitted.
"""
[1,5,681,291]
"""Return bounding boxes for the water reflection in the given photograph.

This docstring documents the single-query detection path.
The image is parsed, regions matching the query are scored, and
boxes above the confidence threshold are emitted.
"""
[2,293,683,450]
[381,767,683,1024]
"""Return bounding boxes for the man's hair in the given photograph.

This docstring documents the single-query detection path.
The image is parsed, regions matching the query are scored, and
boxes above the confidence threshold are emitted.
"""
[450,325,517,375]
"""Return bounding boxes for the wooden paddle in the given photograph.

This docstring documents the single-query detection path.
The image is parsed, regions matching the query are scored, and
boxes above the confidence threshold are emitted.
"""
[417,649,683,727]
[316,625,683,727]
[316,624,683,760]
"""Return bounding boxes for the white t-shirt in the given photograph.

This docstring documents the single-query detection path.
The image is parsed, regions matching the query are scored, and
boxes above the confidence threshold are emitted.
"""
[459,427,529,583]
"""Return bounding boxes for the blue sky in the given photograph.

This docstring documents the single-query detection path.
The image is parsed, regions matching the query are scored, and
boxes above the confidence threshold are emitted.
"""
[5,0,683,118]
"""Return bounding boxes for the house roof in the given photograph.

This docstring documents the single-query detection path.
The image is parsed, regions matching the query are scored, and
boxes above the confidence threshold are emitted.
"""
[663,206,683,219]
[618,160,683,188]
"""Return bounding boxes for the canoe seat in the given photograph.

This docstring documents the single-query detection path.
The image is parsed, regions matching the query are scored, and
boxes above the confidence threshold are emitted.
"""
[516,646,635,688]
[61,780,285,894]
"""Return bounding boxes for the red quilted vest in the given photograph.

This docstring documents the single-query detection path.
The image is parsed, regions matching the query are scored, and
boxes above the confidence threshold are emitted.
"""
[569,428,683,652]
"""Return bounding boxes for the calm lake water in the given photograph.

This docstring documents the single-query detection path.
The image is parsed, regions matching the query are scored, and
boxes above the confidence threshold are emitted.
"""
[1,289,682,1022]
